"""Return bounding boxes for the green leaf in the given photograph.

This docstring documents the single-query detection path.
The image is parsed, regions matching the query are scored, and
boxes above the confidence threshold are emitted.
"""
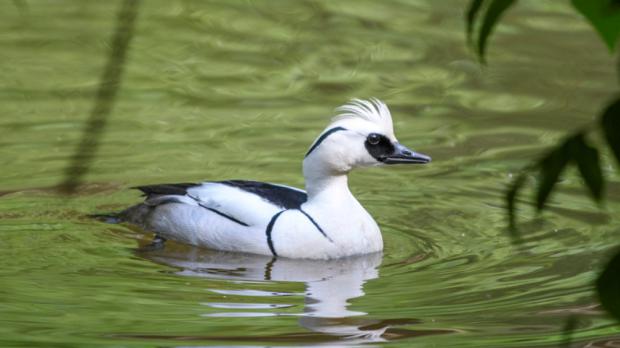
[597,250,620,321]
[569,134,604,202]
[477,0,517,62]
[571,0,620,51]
[536,140,571,211]
[601,97,620,165]
[466,0,486,45]
[506,172,526,235]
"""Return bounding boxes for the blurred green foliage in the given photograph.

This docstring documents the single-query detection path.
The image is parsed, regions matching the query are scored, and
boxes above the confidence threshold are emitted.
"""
[466,0,620,324]
[571,0,620,51]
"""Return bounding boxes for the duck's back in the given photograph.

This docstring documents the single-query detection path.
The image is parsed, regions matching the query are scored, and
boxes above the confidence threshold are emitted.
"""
[122,180,307,255]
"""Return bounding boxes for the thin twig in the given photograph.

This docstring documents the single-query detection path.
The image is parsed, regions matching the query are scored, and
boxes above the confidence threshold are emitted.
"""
[59,0,141,194]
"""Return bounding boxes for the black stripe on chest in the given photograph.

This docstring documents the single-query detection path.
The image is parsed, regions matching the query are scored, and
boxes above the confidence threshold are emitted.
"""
[299,209,333,242]
[265,209,333,257]
[266,210,285,256]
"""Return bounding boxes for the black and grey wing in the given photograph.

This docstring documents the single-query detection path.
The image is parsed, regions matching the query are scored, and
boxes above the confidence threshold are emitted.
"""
[132,180,307,227]
[217,180,307,210]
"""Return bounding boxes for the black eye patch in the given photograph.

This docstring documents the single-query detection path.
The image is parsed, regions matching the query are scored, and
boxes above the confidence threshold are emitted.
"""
[364,133,394,162]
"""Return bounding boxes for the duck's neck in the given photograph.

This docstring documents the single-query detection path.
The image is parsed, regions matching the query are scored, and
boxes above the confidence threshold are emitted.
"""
[305,174,351,202]
[303,158,354,205]
[301,157,383,255]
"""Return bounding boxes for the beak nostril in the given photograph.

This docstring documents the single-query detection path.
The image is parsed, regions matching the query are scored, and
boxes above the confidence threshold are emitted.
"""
[403,150,412,156]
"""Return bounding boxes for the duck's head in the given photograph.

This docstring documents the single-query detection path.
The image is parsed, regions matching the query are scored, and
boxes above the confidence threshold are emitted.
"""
[303,98,431,175]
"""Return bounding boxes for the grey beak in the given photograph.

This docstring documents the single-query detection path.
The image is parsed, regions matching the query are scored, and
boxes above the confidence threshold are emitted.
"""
[383,143,431,165]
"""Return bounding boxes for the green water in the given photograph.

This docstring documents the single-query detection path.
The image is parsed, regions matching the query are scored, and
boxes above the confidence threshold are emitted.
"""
[1,0,620,347]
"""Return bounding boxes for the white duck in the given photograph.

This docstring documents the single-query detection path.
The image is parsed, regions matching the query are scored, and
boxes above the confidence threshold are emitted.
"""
[117,98,430,259]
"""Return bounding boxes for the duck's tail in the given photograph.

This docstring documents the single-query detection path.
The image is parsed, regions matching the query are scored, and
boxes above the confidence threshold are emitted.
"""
[89,203,153,226]
[89,212,123,224]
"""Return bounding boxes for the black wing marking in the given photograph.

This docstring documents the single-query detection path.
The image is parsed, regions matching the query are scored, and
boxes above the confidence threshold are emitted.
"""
[219,180,307,209]
[132,182,249,226]
[197,203,249,227]
[133,183,198,197]
[132,180,307,210]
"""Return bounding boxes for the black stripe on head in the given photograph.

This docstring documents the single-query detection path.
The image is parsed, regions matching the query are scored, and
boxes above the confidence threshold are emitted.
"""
[305,127,347,158]
[364,133,395,162]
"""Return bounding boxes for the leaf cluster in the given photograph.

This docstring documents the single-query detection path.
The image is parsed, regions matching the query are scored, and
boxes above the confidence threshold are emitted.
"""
[466,0,620,325]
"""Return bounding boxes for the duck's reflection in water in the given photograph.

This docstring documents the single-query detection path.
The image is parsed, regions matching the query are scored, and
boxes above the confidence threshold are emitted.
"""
[136,242,453,345]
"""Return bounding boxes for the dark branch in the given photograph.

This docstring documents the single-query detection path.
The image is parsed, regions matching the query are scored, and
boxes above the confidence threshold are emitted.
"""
[59,0,141,194]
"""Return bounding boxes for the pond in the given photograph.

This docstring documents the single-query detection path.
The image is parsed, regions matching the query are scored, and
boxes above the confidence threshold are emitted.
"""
[1,0,619,347]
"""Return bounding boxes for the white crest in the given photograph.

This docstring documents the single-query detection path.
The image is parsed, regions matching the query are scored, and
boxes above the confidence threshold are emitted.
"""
[332,98,395,138]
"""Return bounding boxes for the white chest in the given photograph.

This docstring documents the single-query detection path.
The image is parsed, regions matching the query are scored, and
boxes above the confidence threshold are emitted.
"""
[272,199,383,259]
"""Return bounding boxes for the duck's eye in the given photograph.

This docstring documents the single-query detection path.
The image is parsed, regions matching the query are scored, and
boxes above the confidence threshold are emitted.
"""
[367,133,381,145]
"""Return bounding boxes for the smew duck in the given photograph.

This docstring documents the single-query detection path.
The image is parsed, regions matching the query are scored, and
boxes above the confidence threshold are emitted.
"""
[117,99,430,259]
